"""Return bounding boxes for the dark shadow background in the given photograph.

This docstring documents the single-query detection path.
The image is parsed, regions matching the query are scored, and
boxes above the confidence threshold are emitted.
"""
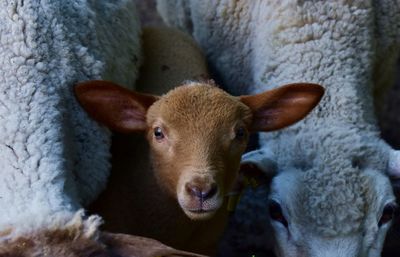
[135,1,400,256]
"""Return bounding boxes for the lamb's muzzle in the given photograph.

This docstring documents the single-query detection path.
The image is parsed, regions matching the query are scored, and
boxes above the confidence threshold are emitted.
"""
[180,175,221,219]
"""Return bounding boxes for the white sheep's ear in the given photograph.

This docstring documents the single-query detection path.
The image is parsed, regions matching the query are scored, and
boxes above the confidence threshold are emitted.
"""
[74,80,160,133]
[240,83,324,132]
[239,148,277,187]
[389,150,400,177]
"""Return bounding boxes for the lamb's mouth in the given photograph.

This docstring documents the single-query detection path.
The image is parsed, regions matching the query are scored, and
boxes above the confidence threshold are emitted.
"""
[178,192,223,220]
[187,207,217,214]
[184,207,218,220]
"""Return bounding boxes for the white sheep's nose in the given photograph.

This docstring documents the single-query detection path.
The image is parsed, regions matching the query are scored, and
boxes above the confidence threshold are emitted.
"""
[306,235,360,257]
[185,182,218,200]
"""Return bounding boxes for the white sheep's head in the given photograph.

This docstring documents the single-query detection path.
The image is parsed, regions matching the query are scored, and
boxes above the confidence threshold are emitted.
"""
[242,142,400,257]
[74,80,323,221]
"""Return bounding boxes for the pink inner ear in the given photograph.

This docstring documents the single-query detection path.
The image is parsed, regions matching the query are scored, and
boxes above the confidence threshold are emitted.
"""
[75,81,159,133]
[252,109,281,128]
[241,83,324,132]
[118,108,147,132]
[100,97,149,133]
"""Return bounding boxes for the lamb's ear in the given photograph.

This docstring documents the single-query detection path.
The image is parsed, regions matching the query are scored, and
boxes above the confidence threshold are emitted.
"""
[74,80,159,133]
[389,150,400,178]
[101,232,205,257]
[240,83,324,132]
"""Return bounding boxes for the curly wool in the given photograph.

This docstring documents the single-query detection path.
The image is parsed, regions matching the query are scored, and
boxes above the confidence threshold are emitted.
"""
[0,0,141,234]
[290,127,387,236]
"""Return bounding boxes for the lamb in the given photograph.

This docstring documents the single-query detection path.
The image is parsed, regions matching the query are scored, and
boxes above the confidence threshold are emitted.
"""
[74,28,323,255]
[75,80,322,255]
[156,1,400,256]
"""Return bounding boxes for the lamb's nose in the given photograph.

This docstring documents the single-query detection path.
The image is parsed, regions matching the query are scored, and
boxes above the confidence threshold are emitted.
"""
[185,182,218,200]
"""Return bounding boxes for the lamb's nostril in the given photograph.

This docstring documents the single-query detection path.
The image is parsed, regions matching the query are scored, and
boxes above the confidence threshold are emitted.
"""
[185,184,201,198]
[185,183,218,200]
[202,183,218,199]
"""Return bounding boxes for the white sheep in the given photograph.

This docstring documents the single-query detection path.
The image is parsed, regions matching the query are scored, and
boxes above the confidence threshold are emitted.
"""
[157,1,400,256]
[0,0,146,251]
[74,27,323,255]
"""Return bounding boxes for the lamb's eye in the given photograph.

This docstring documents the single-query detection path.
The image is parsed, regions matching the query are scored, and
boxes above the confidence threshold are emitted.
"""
[268,200,288,227]
[379,203,398,227]
[235,127,246,140]
[154,127,164,141]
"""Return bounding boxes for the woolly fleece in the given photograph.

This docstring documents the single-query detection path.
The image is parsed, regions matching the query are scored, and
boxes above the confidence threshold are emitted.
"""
[0,0,141,235]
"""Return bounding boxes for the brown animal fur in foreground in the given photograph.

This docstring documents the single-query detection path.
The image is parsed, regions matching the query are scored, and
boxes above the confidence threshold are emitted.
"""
[0,212,203,257]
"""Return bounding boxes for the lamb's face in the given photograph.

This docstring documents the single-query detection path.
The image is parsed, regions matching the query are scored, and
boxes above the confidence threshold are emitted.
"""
[267,168,396,257]
[75,80,324,221]
[146,85,252,220]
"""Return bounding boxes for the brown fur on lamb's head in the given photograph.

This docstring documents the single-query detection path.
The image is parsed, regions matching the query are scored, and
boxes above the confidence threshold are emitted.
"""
[75,80,323,220]
[0,213,204,257]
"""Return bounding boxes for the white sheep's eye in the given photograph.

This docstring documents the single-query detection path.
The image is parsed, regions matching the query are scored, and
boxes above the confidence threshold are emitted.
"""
[268,200,288,227]
[379,203,398,227]
[235,127,246,140]
[154,127,165,141]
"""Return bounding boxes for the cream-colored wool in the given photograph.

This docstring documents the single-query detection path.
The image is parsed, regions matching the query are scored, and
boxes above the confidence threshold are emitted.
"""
[0,0,141,237]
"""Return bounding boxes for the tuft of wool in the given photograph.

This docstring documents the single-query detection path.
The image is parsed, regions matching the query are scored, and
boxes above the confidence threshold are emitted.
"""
[0,210,102,243]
